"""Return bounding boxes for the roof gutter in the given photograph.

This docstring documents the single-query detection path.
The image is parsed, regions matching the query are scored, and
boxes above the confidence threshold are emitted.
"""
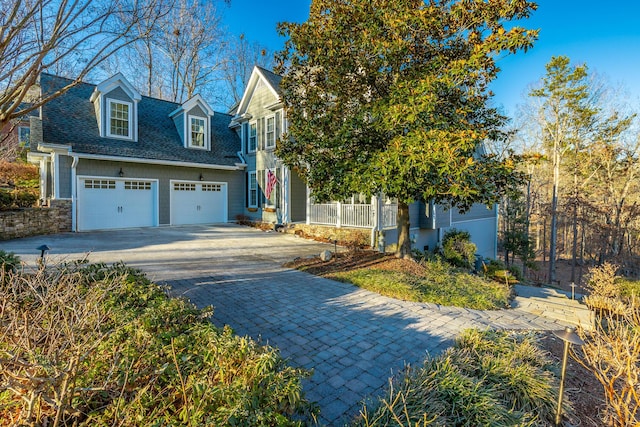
[72,152,245,171]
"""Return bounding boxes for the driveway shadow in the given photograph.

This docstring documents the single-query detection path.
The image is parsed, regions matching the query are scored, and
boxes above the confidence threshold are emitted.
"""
[165,269,455,426]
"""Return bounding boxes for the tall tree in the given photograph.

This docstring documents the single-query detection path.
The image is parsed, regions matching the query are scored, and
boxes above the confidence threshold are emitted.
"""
[158,0,227,102]
[221,33,273,109]
[529,57,593,283]
[528,56,633,282]
[276,0,537,258]
[0,0,169,130]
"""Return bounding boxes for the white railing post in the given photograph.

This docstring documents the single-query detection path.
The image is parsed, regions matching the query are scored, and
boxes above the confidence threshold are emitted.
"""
[336,202,341,228]
[306,186,311,225]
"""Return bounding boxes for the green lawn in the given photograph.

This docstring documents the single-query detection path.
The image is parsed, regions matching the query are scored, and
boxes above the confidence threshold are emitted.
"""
[326,259,511,310]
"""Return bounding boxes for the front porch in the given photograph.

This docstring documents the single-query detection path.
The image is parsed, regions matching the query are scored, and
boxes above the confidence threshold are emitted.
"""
[307,201,398,229]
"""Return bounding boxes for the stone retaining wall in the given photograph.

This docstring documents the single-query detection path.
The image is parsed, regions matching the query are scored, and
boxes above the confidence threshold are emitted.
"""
[0,200,72,240]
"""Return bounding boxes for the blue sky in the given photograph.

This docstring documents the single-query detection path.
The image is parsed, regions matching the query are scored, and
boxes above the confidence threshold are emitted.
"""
[222,1,640,118]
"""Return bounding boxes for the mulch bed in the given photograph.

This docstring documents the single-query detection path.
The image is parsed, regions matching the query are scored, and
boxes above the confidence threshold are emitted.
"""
[285,249,607,426]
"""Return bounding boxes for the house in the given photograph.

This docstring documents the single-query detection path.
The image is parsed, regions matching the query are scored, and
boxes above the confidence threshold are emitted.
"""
[229,67,498,259]
[28,73,246,231]
[27,69,497,259]
[1,106,33,161]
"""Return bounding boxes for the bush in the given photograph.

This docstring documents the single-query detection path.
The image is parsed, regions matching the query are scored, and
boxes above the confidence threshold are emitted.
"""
[356,329,560,426]
[441,229,476,268]
[0,250,20,273]
[0,188,37,210]
[0,160,38,188]
[483,259,519,285]
[0,189,12,210]
[13,190,37,208]
[578,263,640,426]
[0,262,316,426]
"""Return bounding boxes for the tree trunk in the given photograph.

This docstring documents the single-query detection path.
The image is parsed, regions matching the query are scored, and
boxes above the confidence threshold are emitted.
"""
[523,175,532,279]
[571,192,578,283]
[549,150,559,284]
[396,201,412,259]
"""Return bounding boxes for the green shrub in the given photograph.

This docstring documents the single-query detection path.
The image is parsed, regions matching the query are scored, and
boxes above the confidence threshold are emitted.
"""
[356,329,561,426]
[0,250,20,273]
[441,229,476,268]
[12,190,37,208]
[483,259,519,285]
[0,262,316,426]
[0,189,12,210]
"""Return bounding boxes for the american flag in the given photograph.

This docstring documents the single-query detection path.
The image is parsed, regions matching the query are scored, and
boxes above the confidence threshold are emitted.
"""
[265,169,278,200]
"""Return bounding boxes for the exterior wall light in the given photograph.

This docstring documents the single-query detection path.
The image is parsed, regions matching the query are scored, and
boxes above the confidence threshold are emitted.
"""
[199,173,204,181]
[118,168,124,177]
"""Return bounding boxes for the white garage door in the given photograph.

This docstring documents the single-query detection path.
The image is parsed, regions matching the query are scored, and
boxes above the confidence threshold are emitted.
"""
[77,177,158,231]
[171,181,227,225]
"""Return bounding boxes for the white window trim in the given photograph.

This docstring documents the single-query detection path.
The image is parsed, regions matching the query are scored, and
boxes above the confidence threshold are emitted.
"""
[106,99,133,140]
[248,171,258,208]
[248,121,257,153]
[265,114,276,150]
[188,115,208,150]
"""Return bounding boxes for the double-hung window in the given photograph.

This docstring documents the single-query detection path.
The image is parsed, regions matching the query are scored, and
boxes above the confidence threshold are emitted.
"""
[248,171,258,207]
[107,100,132,138]
[189,116,206,148]
[248,121,257,152]
[18,126,30,147]
[265,116,275,149]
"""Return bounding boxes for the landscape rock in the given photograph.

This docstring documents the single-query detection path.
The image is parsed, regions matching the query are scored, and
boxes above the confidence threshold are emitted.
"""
[319,250,333,262]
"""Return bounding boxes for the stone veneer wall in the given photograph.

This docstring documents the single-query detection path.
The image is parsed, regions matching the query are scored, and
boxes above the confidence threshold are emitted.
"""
[0,200,72,240]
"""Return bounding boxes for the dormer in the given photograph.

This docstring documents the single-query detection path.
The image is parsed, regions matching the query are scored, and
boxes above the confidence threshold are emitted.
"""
[169,94,215,150]
[90,73,141,142]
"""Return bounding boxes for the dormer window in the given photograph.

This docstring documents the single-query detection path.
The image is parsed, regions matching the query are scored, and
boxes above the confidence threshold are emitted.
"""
[91,73,141,141]
[107,100,132,138]
[189,116,207,148]
[169,94,214,150]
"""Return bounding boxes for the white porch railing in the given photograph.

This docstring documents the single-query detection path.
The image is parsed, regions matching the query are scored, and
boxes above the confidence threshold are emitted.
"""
[308,202,397,229]
[381,203,398,229]
[308,203,338,226]
[341,204,373,228]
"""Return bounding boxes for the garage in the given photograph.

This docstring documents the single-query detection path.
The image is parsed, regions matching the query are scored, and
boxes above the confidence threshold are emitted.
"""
[77,177,158,231]
[170,180,228,225]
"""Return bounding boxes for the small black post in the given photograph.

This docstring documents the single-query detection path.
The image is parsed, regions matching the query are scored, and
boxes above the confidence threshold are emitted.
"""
[36,244,50,268]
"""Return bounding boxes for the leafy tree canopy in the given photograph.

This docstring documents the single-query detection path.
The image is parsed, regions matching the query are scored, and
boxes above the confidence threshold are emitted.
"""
[276,0,537,214]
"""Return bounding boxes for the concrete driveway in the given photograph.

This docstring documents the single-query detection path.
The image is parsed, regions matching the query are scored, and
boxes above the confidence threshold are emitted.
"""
[0,224,576,426]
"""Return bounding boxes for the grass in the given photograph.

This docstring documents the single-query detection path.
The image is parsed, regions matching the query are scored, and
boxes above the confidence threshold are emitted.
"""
[617,276,640,299]
[0,262,316,426]
[326,258,511,310]
[355,329,561,426]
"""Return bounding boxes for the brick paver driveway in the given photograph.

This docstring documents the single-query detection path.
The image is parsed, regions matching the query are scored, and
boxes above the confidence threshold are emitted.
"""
[1,224,571,426]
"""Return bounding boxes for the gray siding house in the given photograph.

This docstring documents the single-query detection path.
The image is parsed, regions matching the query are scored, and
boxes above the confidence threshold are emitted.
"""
[29,73,245,231]
[28,68,497,259]
[229,67,498,259]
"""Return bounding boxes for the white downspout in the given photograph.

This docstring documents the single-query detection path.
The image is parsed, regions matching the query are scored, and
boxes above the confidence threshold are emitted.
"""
[52,153,59,199]
[39,157,48,204]
[494,203,499,259]
[71,155,79,231]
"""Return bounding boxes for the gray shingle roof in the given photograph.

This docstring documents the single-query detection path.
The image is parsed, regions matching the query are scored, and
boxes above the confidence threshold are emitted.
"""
[256,66,282,95]
[38,73,241,167]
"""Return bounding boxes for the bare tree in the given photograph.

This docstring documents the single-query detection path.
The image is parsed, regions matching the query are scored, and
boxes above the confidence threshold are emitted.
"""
[157,0,228,102]
[221,33,273,109]
[0,0,170,130]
